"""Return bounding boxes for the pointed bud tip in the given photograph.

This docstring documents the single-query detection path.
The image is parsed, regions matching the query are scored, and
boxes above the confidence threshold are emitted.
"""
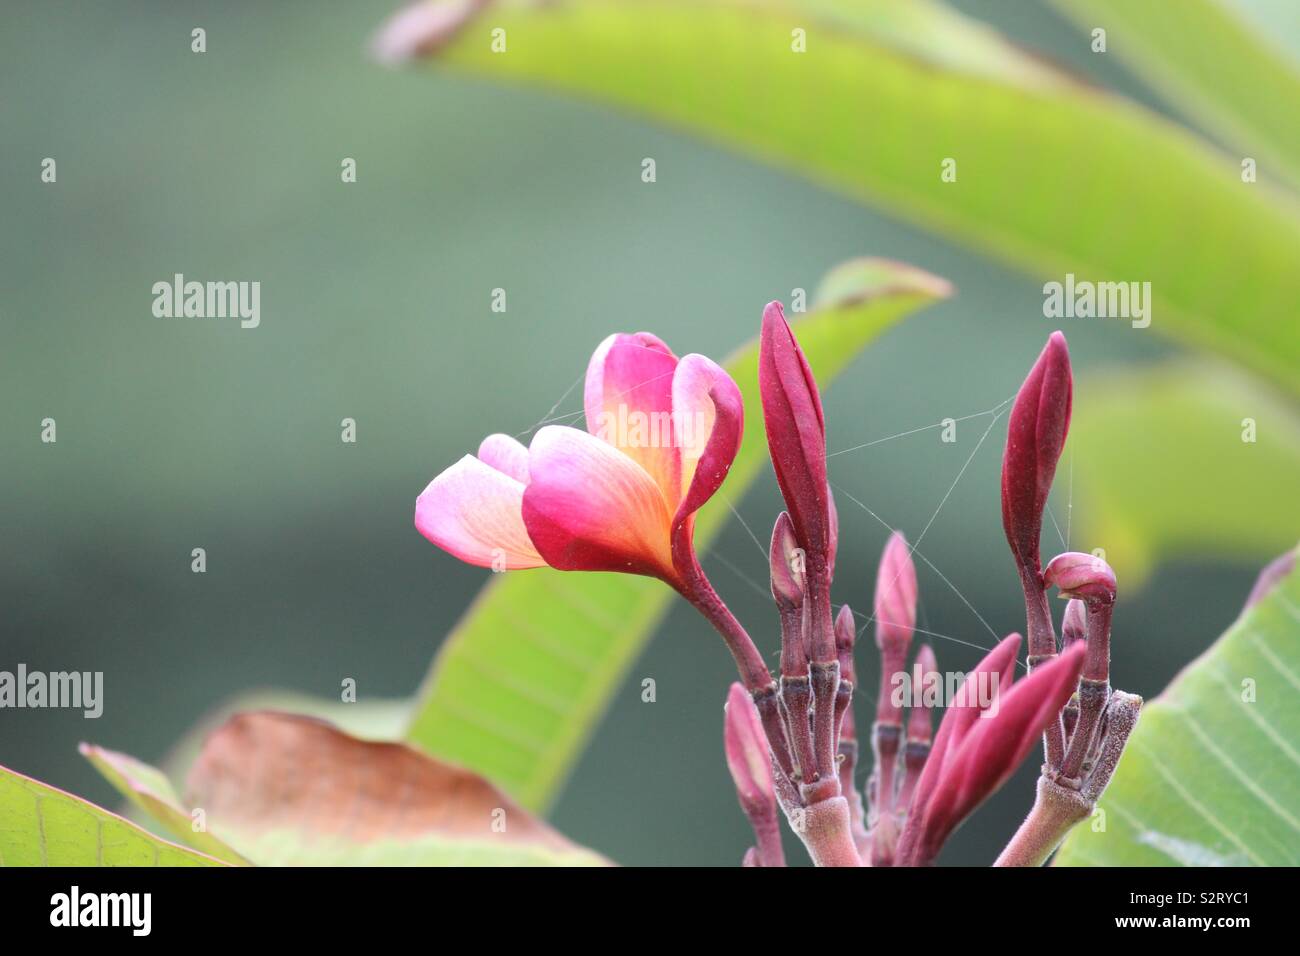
[760,301,790,341]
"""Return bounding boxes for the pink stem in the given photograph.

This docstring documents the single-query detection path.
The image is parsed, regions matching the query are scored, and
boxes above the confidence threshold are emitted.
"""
[798,797,863,867]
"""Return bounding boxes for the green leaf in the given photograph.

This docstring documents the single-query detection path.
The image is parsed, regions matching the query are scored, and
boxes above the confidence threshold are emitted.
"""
[184,712,607,866]
[1049,0,1300,190]
[403,0,1300,396]
[0,763,226,866]
[404,257,951,810]
[1055,545,1300,866]
[79,744,252,865]
[1069,361,1300,586]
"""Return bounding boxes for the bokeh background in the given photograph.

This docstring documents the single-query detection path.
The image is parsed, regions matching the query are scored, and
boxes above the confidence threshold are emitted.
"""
[1,0,1292,864]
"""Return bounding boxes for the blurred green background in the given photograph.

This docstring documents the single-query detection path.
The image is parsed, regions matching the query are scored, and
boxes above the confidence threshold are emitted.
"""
[0,0,1286,864]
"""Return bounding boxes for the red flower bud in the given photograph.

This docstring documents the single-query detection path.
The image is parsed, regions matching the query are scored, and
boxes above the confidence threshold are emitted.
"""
[1001,332,1072,580]
[1043,551,1116,605]
[897,640,1086,865]
[759,301,831,563]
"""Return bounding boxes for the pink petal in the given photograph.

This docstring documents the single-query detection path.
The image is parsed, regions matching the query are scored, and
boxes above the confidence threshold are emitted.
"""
[901,634,1021,823]
[670,353,744,523]
[521,426,675,581]
[477,433,529,483]
[918,644,1085,858]
[584,332,682,509]
[415,455,545,570]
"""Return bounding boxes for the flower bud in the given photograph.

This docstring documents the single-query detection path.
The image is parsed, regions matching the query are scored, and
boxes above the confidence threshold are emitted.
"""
[834,603,857,683]
[724,683,786,867]
[1001,332,1072,579]
[874,531,918,657]
[759,301,831,563]
[724,683,776,818]
[1043,552,1116,605]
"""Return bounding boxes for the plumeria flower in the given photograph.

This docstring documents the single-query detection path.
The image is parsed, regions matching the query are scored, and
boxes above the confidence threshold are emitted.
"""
[415,331,743,589]
[416,331,775,696]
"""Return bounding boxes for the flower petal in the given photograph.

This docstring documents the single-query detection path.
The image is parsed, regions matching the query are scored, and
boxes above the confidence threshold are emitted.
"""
[415,455,545,569]
[898,634,1021,832]
[584,332,682,508]
[915,644,1085,861]
[521,426,675,580]
[477,433,529,483]
[670,353,743,522]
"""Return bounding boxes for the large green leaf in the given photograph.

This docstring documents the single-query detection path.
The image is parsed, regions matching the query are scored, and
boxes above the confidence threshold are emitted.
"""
[0,763,225,866]
[1070,361,1300,586]
[1049,0,1300,191]
[399,0,1300,396]
[1055,545,1300,866]
[79,745,252,865]
[404,257,951,810]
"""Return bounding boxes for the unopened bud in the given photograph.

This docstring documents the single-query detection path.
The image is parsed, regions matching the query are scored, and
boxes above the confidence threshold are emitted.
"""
[874,531,918,656]
[1044,552,1116,605]
[1001,332,1072,580]
[1061,598,1087,648]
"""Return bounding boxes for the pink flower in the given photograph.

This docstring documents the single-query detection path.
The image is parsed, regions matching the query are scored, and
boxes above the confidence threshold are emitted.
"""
[415,332,743,588]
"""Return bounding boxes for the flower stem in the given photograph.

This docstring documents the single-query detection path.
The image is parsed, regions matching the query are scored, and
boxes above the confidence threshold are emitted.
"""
[797,797,863,867]
[994,775,1091,867]
[753,816,787,867]
[1020,567,1065,767]
[676,555,771,692]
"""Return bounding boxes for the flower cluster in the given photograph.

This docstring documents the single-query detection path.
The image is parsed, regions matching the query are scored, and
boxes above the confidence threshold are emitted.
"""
[416,304,1140,866]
